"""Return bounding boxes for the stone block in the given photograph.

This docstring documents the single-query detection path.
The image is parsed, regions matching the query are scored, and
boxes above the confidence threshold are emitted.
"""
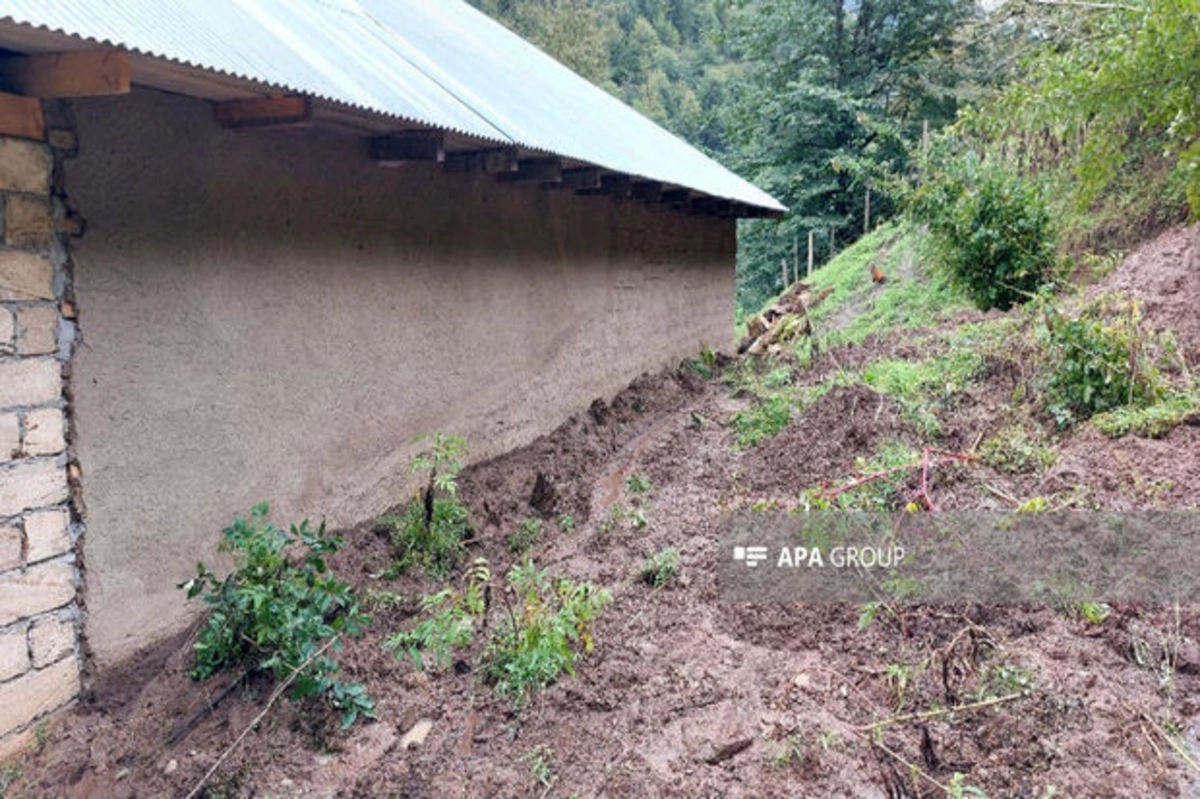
[0,624,28,681]
[0,656,77,738]
[0,560,74,627]
[24,508,69,563]
[0,358,60,408]
[0,306,12,354]
[0,459,68,519]
[0,413,17,462]
[0,527,19,572]
[4,195,52,249]
[15,305,57,356]
[22,407,64,457]
[0,138,51,195]
[0,251,53,302]
[28,616,72,668]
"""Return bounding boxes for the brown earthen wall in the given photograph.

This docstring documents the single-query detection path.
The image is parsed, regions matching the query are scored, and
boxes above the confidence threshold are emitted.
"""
[65,88,735,668]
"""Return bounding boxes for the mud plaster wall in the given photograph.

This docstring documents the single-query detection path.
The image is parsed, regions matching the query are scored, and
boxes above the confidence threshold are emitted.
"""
[66,87,736,670]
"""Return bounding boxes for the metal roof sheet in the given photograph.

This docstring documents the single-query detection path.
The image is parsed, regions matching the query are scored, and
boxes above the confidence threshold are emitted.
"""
[0,0,786,213]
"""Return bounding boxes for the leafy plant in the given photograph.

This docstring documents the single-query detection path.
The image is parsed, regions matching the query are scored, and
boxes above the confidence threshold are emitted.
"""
[558,513,576,533]
[382,433,471,578]
[640,548,680,588]
[384,559,490,672]
[522,745,556,788]
[1092,392,1200,439]
[979,425,1058,474]
[624,472,652,495]
[180,502,374,729]
[482,560,611,707]
[1042,299,1164,427]
[731,393,792,449]
[911,150,1055,311]
[507,517,543,555]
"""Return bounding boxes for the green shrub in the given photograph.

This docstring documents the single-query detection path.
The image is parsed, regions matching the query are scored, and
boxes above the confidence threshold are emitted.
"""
[1043,300,1163,428]
[384,558,490,671]
[731,393,792,448]
[481,560,611,707]
[911,151,1055,311]
[180,502,374,729]
[382,433,470,579]
[641,548,680,588]
[979,424,1058,474]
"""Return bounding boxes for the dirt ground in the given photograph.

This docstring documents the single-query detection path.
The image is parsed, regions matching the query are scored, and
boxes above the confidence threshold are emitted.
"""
[5,226,1200,798]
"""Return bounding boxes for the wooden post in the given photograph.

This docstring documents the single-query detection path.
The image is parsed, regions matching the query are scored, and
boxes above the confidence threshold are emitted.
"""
[807,230,814,278]
[922,119,929,155]
[828,226,834,256]
[781,259,789,292]
[793,234,799,285]
[864,188,871,234]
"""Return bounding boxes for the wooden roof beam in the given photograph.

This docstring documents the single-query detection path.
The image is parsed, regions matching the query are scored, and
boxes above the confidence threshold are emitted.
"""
[497,157,562,184]
[215,95,312,129]
[0,49,130,98]
[371,131,445,165]
[444,147,519,174]
[560,167,602,191]
[0,91,44,140]
[632,181,662,202]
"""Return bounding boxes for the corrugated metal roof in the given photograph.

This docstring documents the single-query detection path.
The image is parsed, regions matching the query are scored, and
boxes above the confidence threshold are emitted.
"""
[0,0,786,214]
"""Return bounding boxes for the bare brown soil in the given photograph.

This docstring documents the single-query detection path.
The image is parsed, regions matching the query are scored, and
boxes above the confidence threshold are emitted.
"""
[6,226,1200,798]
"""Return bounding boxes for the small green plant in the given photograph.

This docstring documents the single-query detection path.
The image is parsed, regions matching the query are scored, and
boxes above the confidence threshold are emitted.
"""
[979,425,1058,474]
[507,517,543,555]
[180,502,374,729]
[768,735,805,769]
[384,559,490,672]
[1042,299,1165,428]
[481,560,611,707]
[598,503,626,535]
[558,513,576,533]
[1073,601,1111,626]
[947,772,989,798]
[981,662,1035,699]
[884,662,912,710]
[1,763,22,796]
[382,433,470,579]
[361,588,407,612]
[640,548,680,588]
[522,745,556,788]
[625,472,652,494]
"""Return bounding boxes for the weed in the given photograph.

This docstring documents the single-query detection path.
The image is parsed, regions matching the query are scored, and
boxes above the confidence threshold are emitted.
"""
[1072,602,1111,625]
[507,517,543,555]
[382,433,470,579]
[947,772,989,798]
[558,514,576,533]
[767,735,805,769]
[1042,298,1167,428]
[979,425,1057,474]
[640,548,680,588]
[1092,392,1200,439]
[980,662,1035,699]
[522,745,556,788]
[385,559,489,672]
[180,502,374,729]
[625,472,652,495]
[482,560,611,707]
[598,503,626,535]
[884,662,912,710]
[629,507,648,529]
[361,589,407,613]
[1,764,22,797]
[731,393,793,449]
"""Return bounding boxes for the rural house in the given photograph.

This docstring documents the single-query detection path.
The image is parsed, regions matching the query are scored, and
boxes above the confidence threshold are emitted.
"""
[0,0,783,753]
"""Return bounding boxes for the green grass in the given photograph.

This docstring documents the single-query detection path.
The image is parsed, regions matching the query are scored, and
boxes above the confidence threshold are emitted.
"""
[799,224,970,347]
[1092,392,1200,439]
[861,348,985,438]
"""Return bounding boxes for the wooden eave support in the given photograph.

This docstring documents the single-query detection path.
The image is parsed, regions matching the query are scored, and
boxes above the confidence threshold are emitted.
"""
[601,174,632,199]
[632,181,663,202]
[215,95,312,129]
[0,49,130,98]
[661,188,691,205]
[444,147,519,174]
[497,157,562,184]
[560,167,602,191]
[371,131,445,165]
[0,91,44,140]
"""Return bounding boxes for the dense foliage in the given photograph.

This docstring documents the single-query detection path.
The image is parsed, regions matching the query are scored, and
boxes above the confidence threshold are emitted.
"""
[181,503,375,729]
